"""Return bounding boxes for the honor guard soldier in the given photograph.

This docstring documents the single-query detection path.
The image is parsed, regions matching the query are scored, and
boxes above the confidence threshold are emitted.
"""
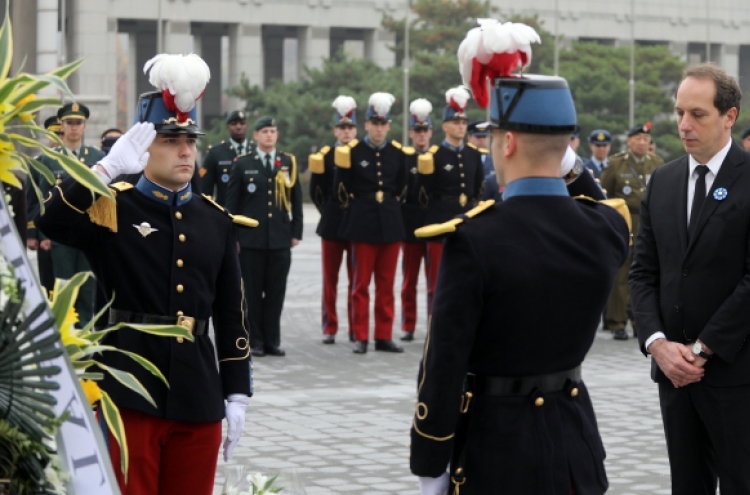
[467,120,492,175]
[36,53,254,495]
[226,115,303,357]
[600,122,664,340]
[200,110,254,206]
[28,103,105,324]
[309,96,357,344]
[334,92,410,354]
[400,98,434,342]
[411,21,630,495]
[741,126,750,152]
[583,129,612,179]
[415,87,485,312]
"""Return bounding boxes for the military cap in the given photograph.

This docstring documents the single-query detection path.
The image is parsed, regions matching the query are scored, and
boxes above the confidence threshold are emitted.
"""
[467,120,490,137]
[254,116,276,131]
[332,96,358,127]
[741,127,750,140]
[44,116,62,132]
[489,75,577,135]
[227,110,247,124]
[588,129,612,145]
[58,102,89,121]
[627,122,652,137]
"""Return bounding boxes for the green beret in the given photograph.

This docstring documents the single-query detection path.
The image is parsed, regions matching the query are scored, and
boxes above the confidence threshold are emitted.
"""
[57,102,90,121]
[44,116,62,132]
[254,116,276,131]
[227,110,247,124]
[741,127,750,140]
[627,122,651,137]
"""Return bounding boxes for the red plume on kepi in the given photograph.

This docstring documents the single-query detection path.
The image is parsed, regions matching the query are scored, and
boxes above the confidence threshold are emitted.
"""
[458,20,541,108]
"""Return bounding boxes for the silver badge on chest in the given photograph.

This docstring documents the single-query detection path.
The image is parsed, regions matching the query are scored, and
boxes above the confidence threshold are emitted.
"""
[133,222,158,237]
[247,183,257,193]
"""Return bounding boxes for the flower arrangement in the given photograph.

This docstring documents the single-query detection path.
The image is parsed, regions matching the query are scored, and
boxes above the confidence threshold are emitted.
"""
[223,468,285,495]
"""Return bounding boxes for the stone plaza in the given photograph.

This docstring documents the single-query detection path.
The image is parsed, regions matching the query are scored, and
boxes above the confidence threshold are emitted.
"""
[212,204,673,494]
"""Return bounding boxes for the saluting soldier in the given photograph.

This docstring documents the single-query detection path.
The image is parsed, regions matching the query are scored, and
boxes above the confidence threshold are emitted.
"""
[226,116,303,357]
[200,110,254,206]
[309,96,357,344]
[415,87,485,314]
[411,21,630,495]
[36,53,254,495]
[600,122,664,340]
[29,103,104,324]
[400,98,433,342]
[334,92,410,354]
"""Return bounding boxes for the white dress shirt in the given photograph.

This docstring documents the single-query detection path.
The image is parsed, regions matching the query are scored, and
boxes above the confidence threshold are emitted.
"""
[645,138,733,351]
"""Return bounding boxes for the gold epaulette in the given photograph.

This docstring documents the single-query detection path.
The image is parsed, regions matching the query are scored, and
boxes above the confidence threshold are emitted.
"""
[479,147,489,154]
[415,200,495,238]
[575,196,632,245]
[87,182,133,233]
[402,146,415,156]
[319,145,331,156]
[201,194,259,228]
[308,151,325,174]
[234,151,252,161]
[418,145,439,175]
[334,139,359,169]
[391,140,402,150]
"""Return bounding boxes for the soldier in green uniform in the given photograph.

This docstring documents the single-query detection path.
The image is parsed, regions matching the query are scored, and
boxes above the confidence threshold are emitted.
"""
[28,103,105,323]
[600,122,664,340]
[225,116,303,357]
[200,110,254,206]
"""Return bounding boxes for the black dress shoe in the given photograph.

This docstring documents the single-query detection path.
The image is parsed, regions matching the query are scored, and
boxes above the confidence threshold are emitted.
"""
[251,348,265,357]
[353,340,368,354]
[322,334,335,344]
[264,346,286,356]
[400,331,414,342]
[375,339,404,353]
[613,329,629,341]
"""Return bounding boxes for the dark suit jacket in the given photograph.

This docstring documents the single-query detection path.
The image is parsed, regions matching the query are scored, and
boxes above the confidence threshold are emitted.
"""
[630,142,750,386]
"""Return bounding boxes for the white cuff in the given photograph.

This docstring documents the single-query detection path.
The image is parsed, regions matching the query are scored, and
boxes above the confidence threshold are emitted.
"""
[227,393,249,404]
[91,164,112,185]
[645,332,666,353]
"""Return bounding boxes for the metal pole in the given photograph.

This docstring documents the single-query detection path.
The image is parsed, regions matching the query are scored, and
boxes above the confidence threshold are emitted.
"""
[402,0,410,145]
[157,0,163,53]
[60,0,66,65]
[628,0,635,128]
[705,0,710,62]
[553,0,559,76]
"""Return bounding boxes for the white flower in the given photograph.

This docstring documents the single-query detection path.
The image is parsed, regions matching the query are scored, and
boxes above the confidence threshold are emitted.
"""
[44,462,68,495]
[247,473,269,490]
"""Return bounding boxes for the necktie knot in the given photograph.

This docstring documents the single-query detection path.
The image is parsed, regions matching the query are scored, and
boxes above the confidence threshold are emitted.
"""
[695,164,709,178]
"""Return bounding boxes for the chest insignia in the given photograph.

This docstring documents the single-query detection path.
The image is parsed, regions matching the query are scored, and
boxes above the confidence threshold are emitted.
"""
[222,173,230,183]
[245,170,259,175]
[410,167,417,174]
[713,188,728,201]
[133,222,158,237]
[359,160,369,168]
[444,164,454,172]
[218,160,232,165]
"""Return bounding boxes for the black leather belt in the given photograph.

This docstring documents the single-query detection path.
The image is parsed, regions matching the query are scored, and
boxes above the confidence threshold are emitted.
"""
[470,366,581,396]
[433,194,464,203]
[356,191,394,201]
[109,309,208,336]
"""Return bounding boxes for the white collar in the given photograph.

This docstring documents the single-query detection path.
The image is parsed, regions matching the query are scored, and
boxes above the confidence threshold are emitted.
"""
[688,138,732,177]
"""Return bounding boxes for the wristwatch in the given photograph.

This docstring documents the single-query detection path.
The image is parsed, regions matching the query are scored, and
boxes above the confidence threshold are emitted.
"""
[692,340,712,359]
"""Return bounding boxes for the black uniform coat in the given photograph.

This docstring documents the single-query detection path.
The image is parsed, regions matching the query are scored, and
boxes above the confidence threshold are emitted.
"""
[309,144,348,243]
[225,150,303,249]
[419,142,485,225]
[630,142,750,386]
[334,138,409,244]
[410,180,629,494]
[200,139,253,206]
[36,177,252,423]
[401,151,427,242]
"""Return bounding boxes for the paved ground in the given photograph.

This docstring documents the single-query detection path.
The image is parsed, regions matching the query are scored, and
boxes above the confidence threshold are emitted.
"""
[213,204,673,494]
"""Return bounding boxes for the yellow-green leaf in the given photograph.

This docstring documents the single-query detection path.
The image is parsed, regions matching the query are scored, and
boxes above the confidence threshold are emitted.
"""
[80,346,168,387]
[7,59,85,104]
[81,291,114,336]
[106,322,195,342]
[50,272,90,328]
[0,2,12,84]
[20,152,55,185]
[100,390,129,479]
[15,96,61,115]
[40,146,113,198]
[95,362,156,408]
[72,359,96,371]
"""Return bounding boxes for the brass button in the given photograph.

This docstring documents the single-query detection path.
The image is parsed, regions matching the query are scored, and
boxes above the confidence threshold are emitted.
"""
[251,365,254,370]
[268,178,272,183]
[249,178,254,182]
[268,213,273,218]
[268,201,272,206]
[457,154,462,158]
[570,388,579,398]
[176,311,184,316]
[376,152,380,157]
[459,164,464,168]
[460,173,465,177]
[176,284,184,293]
[175,211,182,219]
[461,183,465,187]
[455,468,464,475]
[377,171,382,176]
[268,190,272,194]
[378,181,383,186]
[535,397,544,407]
[176,337,184,344]
[176,259,184,268]
[179,234,186,242]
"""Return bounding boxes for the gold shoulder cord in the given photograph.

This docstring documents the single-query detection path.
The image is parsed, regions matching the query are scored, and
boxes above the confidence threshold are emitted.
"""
[275,153,298,212]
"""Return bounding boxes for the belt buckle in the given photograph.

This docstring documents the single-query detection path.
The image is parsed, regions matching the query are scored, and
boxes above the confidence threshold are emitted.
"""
[176,315,195,344]
[459,193,467,207]
[376,190,384,203]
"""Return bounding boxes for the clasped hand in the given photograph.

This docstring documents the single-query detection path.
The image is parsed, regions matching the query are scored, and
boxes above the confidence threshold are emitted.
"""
[649,339,706,388]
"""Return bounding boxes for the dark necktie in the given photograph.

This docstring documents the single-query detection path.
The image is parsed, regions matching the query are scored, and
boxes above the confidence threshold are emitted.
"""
[688,165,709,239]
[265,154,272,174]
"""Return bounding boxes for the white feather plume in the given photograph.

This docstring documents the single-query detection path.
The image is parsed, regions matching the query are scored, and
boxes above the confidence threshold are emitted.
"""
[409,99,433,122]
[368,92,396,118]
[479,20,540,66]
[458,26,483,88]
[445,87,471,111]
[144,53,211,113]
[332,95,357,117]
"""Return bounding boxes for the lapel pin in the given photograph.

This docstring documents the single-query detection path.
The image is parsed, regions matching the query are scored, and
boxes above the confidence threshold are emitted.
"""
[713,188,728,201]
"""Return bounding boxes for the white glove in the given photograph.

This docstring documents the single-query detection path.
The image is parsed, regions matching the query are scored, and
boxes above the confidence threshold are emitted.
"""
[94,122,156,184]
[223,393,248,462]
[419,473,450,495]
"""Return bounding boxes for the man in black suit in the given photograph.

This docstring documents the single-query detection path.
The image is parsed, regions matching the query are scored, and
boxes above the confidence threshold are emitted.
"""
[630,63,750,494]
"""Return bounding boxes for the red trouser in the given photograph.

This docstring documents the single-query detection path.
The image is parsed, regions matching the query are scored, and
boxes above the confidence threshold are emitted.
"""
[425,240,443,313]
[350,241,400,341]
[105,408,222,495]
[401,242,426,332]
[321,239,353,335]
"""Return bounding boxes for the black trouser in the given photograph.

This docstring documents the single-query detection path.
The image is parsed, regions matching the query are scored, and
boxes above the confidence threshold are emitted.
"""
[659,380,750,494]
[37,247,55,295]
[239,248,291,351]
